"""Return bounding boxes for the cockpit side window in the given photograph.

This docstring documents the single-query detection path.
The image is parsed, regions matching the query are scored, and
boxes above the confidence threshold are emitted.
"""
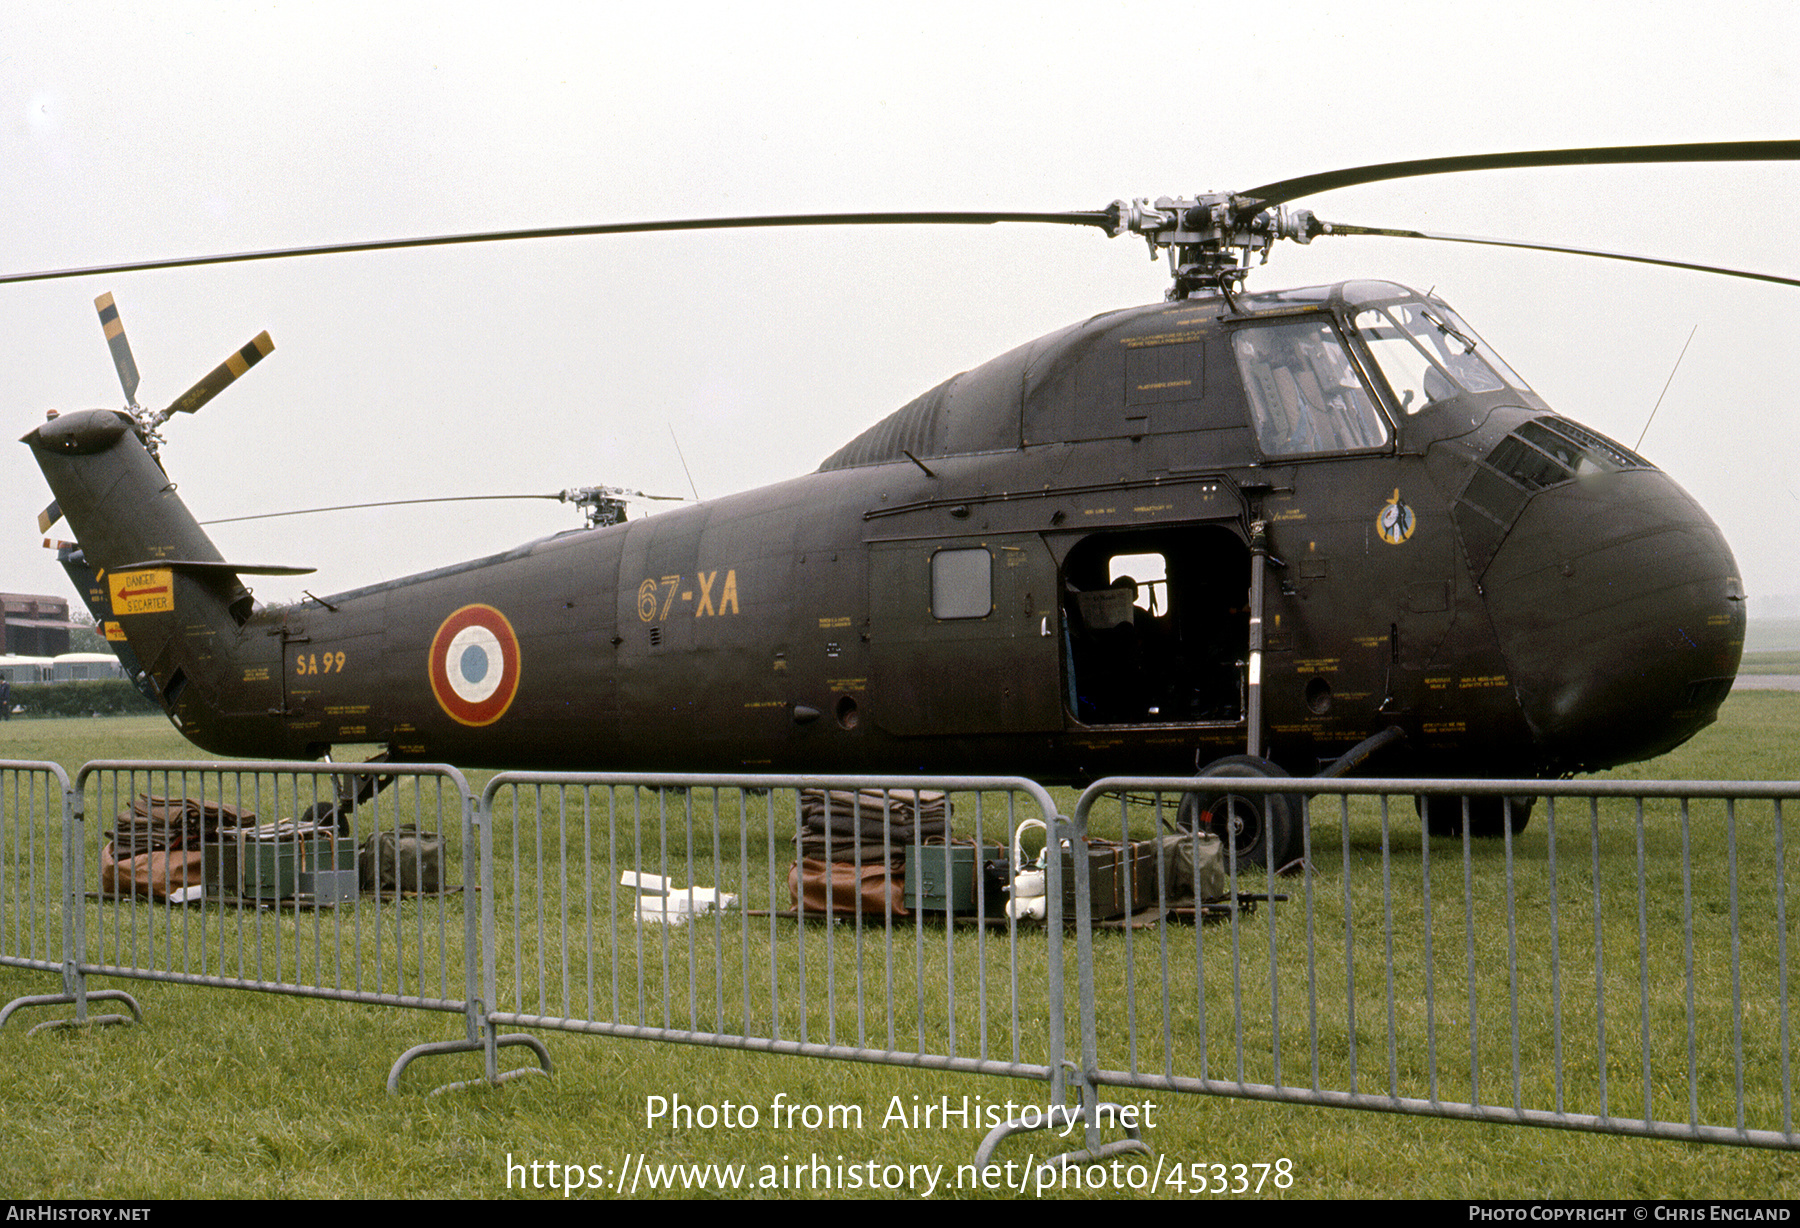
[1232,319,1390,456]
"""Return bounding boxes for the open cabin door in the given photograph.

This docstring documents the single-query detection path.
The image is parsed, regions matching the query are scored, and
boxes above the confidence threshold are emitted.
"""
[867,534,1063,736]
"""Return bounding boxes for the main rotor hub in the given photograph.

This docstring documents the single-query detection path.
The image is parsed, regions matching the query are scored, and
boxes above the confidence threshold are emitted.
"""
[558,484,682,528]
[1110,196,1326,298]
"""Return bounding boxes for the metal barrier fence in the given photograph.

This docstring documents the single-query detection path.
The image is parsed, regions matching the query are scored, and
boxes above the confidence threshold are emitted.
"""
[1070,777,1799,1151]
[479,774,1073,1105]
[0,760,109,1031]
[56,760,505,1088]
[0,762,71,982]
[2,757,1797,1159]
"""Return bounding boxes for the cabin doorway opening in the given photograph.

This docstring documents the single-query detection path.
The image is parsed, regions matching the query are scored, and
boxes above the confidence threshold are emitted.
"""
[1059,525,1249,726]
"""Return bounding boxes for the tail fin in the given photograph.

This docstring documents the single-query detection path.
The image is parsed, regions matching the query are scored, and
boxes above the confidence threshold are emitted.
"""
[24,409,308,737]
[54,542,161,707]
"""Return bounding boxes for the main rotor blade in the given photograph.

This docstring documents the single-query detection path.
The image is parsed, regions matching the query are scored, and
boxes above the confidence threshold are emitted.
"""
[164,331,273,416]
[93,292,140,404]
[1242,140,1800,210]
[1320,221,1800,288]
[198,487,686,526]
[0,210,1113,286]
[199,492,565,525]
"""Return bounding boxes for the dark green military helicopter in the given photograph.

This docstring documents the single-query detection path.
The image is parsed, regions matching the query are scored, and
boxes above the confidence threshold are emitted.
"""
[16,141,1797,868]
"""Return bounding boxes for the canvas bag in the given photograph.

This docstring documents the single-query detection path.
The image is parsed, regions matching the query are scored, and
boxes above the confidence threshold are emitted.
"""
[359,826,444,894]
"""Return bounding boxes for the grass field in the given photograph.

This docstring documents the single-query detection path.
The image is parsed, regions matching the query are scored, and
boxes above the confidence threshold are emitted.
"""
[0,707,1798,1200]
[1736,650,1800,675]
[1745,618,1800,654]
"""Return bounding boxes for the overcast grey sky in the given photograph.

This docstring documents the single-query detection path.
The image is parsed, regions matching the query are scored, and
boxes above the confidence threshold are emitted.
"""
[4,1,1797,614]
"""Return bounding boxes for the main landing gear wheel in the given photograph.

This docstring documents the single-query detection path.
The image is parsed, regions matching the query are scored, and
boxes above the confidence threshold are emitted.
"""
[1176,754,1307,875]
[1415,793,1535,838]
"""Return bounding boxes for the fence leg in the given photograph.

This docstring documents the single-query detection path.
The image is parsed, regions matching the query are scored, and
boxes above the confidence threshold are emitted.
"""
[0,985,143,1035]
[386,999,553,1096]
[972,1097,1152,1175]
[385,1034,553,1096]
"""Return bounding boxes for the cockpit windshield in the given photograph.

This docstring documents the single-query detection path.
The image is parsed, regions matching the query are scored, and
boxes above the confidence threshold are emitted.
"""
[1350,294,1532,414]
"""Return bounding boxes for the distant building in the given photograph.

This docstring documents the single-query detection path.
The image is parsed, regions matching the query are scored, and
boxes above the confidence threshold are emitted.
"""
[51,652,125,682]
[0,593,72,658]
[0,657,54,686]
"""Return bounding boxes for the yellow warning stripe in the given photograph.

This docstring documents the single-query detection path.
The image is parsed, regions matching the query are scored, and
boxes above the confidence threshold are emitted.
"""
[226,332,274,377]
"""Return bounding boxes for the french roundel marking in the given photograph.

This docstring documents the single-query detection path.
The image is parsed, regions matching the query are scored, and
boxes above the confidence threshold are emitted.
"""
[428,604,521,726]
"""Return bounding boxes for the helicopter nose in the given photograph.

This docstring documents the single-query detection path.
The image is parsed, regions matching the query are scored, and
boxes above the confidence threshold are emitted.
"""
[1473,466,1744,773]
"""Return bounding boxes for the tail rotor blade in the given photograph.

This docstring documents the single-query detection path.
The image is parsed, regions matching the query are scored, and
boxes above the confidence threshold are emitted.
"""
[36,500,62,534]
[164,331,274,416]
[93,292,141,405]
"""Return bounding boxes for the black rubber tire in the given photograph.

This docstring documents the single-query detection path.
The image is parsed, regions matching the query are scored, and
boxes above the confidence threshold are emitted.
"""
[1415,793,1535,838]
[1176,754,1306,875]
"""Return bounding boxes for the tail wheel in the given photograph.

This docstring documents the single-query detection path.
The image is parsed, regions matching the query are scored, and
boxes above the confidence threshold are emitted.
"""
[1415,793,1535,838]
[1176,754,1306,875]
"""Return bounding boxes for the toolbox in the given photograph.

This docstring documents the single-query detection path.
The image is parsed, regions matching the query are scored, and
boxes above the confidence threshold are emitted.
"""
[1062,839,1162,920]
[903,842,1006,913]
[204,831,358,903]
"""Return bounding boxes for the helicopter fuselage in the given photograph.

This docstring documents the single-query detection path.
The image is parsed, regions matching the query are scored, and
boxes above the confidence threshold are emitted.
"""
[33,280,1744,785]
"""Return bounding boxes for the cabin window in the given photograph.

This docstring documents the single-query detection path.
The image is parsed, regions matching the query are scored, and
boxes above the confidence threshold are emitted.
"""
[931,548,992,619]
[1232,319,1390,455]
[1107,553,1167,616]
